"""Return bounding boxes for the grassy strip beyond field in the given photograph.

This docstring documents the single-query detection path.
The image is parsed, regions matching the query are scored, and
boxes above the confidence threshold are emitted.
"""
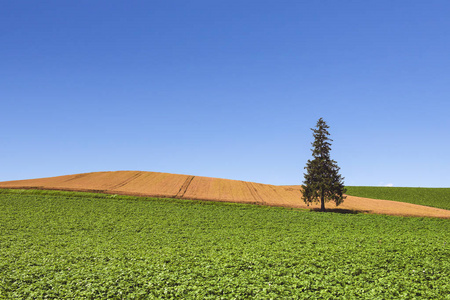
[1,188,449,299]
[346,186,450,210]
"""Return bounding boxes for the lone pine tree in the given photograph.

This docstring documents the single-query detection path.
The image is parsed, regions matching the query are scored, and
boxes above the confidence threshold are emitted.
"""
[302,118,346,211]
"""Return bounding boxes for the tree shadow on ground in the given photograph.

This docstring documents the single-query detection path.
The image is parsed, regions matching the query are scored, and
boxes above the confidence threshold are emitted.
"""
[310,208,369,214]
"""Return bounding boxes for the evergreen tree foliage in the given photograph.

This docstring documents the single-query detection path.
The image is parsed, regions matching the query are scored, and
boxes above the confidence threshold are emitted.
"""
[302,118,346,211]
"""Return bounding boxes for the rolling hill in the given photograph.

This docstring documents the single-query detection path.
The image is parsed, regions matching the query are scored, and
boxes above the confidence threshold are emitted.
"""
[0,171,449,218]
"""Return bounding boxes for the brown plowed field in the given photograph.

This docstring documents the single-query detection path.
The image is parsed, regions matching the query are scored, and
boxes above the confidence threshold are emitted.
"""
[1,171,449,218]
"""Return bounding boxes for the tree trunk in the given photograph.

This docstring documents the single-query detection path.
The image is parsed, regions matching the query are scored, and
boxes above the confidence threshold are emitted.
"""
[320,189,325,212]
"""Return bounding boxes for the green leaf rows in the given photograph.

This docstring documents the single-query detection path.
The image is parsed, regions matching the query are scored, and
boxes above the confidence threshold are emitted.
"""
[1,189,449,299]
[346,186,450,210]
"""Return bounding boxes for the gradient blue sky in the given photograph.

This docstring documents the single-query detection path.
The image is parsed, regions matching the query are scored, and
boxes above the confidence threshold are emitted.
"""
[1,1,449,187]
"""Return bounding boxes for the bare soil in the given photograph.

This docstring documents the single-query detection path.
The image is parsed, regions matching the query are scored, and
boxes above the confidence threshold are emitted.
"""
[1,171,449,218]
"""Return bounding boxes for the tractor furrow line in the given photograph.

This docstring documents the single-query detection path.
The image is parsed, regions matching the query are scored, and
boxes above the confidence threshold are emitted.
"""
[245,182,265,204]
[175,176,195,198]
[63,173,91,182]
[109,172,143,189]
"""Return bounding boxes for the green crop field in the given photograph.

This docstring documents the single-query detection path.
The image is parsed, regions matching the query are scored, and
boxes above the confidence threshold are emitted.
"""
[346,186,450,210]
[1,189,449,299]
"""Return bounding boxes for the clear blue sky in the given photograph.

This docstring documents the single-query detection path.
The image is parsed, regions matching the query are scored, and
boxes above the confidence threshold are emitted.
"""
[1,1,449,187]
